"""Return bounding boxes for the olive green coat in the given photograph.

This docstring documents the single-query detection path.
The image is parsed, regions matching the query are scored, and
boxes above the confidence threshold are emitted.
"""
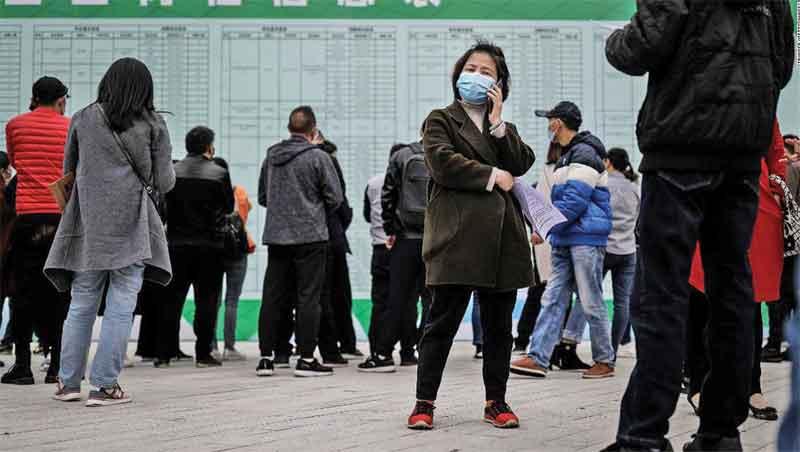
[422,102,535,290]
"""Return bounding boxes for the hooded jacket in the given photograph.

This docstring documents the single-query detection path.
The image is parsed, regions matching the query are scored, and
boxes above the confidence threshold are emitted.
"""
[606,0,794,172]
[549,131,612,248]
[258,134,343,246]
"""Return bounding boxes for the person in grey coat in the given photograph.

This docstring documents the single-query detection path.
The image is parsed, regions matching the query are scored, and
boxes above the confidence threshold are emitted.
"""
[45,58,175,407]
[255,106,343,378]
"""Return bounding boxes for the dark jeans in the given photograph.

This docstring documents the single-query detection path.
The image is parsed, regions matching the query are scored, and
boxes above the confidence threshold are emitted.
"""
[515,284,545,350]
[769,255,797,346]
[417,286,516,402]
[375,238,426,358]
[687,289,768,397]
[368,245,390,354]
[259,243,326,359]
[158,247,224,361]
[7,214,68,372]
[617,171,760,449]
[605,252,637,353]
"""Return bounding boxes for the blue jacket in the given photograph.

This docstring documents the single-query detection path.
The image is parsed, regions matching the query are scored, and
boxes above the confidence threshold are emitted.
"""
[549,131,612,248]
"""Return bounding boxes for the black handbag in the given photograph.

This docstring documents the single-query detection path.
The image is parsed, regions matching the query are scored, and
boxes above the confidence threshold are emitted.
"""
[222,212,248,259]
[97,104,166,223]
[769,175,800,257]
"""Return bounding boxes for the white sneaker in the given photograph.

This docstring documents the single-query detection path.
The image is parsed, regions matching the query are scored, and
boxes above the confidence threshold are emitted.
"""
[223,348,246,361]
[617,343,636,359]
[210,350,223,362]
[40,359,51,373]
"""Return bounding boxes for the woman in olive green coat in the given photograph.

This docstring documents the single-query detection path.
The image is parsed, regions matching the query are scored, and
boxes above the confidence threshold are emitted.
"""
[408,42,535,431]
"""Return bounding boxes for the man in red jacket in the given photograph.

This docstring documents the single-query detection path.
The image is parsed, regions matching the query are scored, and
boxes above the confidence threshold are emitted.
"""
[1,77,71,385]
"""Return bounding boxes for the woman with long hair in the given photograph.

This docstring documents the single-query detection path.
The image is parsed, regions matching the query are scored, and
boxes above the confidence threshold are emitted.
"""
[45,58,175,406]
[408,41,535,430]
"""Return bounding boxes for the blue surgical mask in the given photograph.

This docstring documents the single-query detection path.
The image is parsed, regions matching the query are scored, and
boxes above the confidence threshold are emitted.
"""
[457,72,496,105]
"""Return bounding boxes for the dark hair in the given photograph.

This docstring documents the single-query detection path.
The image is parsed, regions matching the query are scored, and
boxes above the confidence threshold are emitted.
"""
[185,126,215,155]
[0,152,8,170]
[288,106,317,135]
[607,148,638,182]
[784,134,799,150]
[546,140,563,165]
[451,41,511,102]
[96,58,155,132]
[212,157,229,171]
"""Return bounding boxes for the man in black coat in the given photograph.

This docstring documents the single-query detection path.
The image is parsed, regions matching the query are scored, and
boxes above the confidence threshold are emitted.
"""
[603,1,794,451]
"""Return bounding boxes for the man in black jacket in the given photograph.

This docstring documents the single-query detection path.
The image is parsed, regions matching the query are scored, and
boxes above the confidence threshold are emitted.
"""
[157,126,233,369]
[603,1,794,451]
[359,141,431,372]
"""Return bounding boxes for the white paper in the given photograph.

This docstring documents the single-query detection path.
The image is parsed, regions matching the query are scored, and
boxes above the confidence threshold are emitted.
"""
[511,179,567,239]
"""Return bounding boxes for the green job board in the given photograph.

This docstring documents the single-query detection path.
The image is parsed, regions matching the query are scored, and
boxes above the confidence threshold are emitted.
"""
[1,1,798,301]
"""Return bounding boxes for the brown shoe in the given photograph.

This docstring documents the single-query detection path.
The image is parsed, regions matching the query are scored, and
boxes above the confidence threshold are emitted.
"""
[583,363,614,379]
[510,356,548,378]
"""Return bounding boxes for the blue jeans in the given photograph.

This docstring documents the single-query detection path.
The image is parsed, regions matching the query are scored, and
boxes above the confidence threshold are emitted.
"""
[59,263,145,390]
[562,252,637,353]
[528,245,614,368]
[223,255,248,350]
[779,256,799,452]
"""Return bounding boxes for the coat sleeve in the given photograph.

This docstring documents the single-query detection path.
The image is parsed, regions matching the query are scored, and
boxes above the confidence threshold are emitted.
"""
[550,146,604,233]
[493,122,535,177]
[363,185,371,224]
[381,150,402,236]
[151,115,175,194]
[775,0,795,90]
[605,0,689,76]
[220,169,235,214]
[317,151,344,212]
[423,111,494,192]
[63,120,79,176]
[258,157,268,208]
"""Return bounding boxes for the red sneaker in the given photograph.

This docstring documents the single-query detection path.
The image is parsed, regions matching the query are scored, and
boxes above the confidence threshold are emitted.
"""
[407,401,435,430]
[484,401,520,429]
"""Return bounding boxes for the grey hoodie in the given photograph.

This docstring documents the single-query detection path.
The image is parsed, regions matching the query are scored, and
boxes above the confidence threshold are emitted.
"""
[258,134,343,246]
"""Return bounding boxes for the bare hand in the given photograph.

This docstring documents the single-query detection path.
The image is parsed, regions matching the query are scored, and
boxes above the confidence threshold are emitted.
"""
[311,131,324,145]
[531,232,544,245]
[781,139,800,166]
[386,235,396,250]
[495,170,514,192]
[487,85,504,127]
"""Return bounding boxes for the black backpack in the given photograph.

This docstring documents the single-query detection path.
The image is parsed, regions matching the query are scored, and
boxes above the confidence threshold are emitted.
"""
[397,143,430,230]
[223,212,248,259]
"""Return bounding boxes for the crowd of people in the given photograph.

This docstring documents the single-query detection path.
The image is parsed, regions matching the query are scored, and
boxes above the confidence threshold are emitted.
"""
[0,0,799,451]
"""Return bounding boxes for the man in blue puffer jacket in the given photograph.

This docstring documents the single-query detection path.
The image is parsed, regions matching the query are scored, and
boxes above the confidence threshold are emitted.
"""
[511,101,615,379]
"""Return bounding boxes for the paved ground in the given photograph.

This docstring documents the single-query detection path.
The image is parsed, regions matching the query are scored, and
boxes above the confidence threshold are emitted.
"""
[0,342,791,452]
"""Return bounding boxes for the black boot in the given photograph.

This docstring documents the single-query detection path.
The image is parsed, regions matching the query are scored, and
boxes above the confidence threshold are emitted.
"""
[549,343,566,370]
[761,340,783,363]
[1,363,34,385]
[555,343,591,371]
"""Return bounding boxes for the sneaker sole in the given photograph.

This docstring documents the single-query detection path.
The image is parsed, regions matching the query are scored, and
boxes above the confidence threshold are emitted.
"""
[483,417,520,429]
[357,366,396,373]
[294,370,334,377]
[86,398,132,407]
[510,366,547,378]
[256,369,274,377]
[582,372,615,379]
[407,421,433,430]
[53,393,82,402]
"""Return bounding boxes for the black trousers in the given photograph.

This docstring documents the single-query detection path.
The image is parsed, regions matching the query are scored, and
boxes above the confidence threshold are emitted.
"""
[259,243,326,359]
[514,284,545,349]
[157,247,224,361]
[368,245,391,354]
[769,255,797,346]
[7,214,69,373]
[327,242,357,352]
[276,304,295,356]
[416,286,516,402]
[687,289,767,397]
[375,238,426,358]
[618,171,759,449]
[135,281,163,358]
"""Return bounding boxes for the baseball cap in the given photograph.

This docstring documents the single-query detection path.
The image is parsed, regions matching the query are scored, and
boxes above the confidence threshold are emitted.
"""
[535,101,582,131]
[32,76,69,105]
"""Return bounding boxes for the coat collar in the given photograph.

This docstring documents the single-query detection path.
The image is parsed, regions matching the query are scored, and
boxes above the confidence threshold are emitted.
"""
[445,102,498,166]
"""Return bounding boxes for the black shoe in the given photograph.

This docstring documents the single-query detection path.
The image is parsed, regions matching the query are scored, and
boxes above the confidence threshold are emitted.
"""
[295,358,333,377]
[474,345,483,359]
[196,356,223,368]
[761,343,783,363]
[1,364,34,385]
[322,355,349,368]
[256,358,274,377]
[45,372,59,384]
[555,343,591,371]
[358,354,396,373]
[153,358,171,368]
[683,434,741,452]
[783,347,793,362]
[601,442,674,452]
[0,360,3,367]
[175,350,193,361]
[400,355,419,367]
[340,348,364,358]
[512,343,528,355]
[0,343,12,354]
[274,355,290,369]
